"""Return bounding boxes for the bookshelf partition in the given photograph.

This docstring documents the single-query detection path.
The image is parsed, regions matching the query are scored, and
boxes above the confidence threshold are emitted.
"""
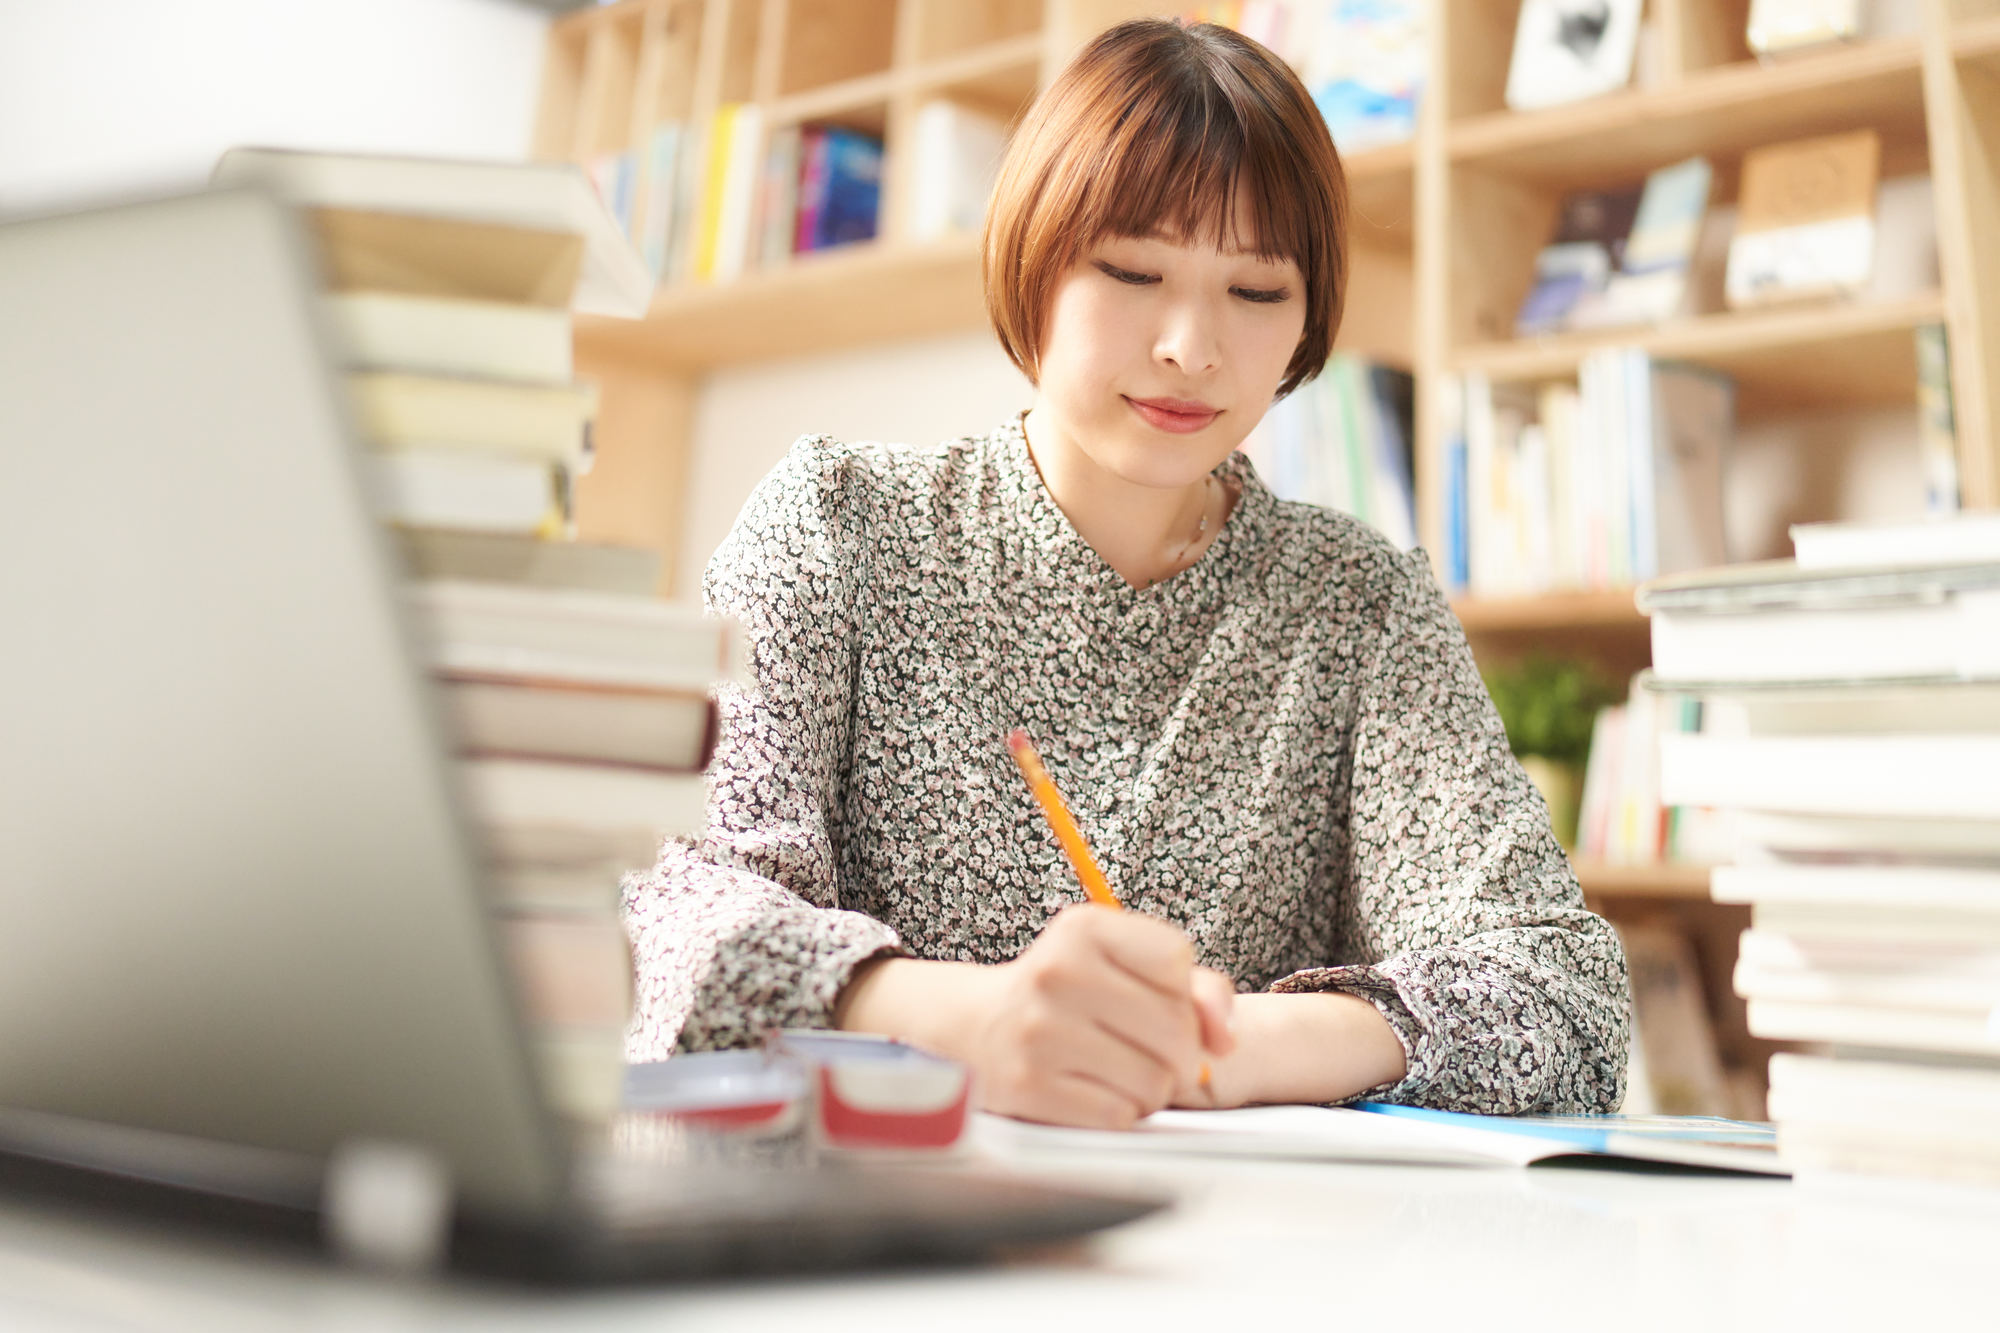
[536,0,2000,1106]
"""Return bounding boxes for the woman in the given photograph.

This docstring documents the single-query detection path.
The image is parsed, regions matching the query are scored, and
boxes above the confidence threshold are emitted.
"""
[623,19,1630,1128]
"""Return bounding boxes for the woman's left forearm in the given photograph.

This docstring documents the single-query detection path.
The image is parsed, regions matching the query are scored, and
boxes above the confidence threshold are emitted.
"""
[1194,991,1408,1107]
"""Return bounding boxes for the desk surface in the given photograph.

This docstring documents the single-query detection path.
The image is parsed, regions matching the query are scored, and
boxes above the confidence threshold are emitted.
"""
[0,1145,1990,1333]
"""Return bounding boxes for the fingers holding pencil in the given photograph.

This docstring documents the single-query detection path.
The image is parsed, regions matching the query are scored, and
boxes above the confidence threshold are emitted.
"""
[1006,728,1235,1100]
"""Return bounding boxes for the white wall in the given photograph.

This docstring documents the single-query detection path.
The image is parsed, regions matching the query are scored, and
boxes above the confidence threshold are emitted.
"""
[0,0,548,214]
[678,330,1034,595]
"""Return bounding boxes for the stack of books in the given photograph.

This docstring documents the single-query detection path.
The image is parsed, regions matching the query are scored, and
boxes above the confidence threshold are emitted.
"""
[210,148,732,1124]
[1639,511,2000,1186]
[410,578,743,1122]
[1439,353,1733,597]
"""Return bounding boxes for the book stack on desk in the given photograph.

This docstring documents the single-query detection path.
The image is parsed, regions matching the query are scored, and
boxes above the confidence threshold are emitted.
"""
[210,148,714,1125]
[1638,512,2000,1187]
[211,146,652,553]
[411,578,743,1123]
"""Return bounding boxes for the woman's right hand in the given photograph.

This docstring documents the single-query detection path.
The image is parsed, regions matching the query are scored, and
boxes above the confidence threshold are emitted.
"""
[839,904,1235,1129]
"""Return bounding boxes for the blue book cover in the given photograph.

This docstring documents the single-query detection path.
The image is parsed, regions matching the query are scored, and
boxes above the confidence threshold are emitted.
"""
[1356,1102,1778,1154]
[1444,425,1469,592]
[814,127,883,249]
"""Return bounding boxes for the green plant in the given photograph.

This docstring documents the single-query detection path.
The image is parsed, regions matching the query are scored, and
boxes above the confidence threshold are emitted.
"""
[1481,656,1619,767]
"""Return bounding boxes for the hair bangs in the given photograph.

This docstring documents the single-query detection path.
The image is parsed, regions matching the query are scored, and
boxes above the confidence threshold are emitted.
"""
[984,19,1347,398]
[1083,54,1310,267]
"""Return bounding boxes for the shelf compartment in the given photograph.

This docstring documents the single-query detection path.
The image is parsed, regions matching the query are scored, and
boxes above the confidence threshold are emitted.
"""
[1451,291,1946,418]
[1574,861,1714,901]
[574,233,985,371]
[1343,140,1416,244]
[1449,36,1930,188]
[774,0,898,97]
[1452,588,1644,634]
[909,0,1043,63]
[908,33,1044,117]
[1956,14,2000,67]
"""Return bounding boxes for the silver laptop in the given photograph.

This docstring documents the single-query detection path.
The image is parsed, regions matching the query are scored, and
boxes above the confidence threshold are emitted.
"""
[0,186,1162,1279]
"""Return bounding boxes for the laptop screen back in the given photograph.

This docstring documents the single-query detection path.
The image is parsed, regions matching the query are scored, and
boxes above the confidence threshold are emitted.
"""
[0,187,566,1221]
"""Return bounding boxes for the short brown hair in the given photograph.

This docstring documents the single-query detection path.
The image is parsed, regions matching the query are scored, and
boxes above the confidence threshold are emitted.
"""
[982,19,1347,399]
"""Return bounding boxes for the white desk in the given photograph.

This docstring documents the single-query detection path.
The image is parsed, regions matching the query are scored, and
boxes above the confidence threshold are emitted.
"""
[0,1146,1989,1333]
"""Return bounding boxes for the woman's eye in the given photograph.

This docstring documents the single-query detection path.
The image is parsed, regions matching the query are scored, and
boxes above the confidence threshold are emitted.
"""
[1096,261,1158,286]
[1233,286,1290,304]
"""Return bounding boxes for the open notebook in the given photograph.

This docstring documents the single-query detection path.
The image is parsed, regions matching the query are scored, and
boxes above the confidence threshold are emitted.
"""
[978,1103,1788,1176]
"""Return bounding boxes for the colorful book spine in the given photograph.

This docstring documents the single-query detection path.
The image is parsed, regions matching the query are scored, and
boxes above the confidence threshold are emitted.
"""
[693,105,738,281]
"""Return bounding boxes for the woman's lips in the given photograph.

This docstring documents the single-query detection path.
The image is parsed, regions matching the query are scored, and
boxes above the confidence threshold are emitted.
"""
[1126,396,1220,434]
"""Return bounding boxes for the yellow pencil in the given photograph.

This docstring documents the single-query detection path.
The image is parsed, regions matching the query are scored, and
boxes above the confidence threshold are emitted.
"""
[1005,728,1211,1088]
[1006,728,1120,909]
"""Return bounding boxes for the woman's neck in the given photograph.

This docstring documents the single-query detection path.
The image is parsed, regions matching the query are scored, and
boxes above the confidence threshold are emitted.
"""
[1021,406,1229,590]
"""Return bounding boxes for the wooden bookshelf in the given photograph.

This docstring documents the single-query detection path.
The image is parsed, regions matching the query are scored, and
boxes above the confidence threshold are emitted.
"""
[538,0,2000,1107]
[571,139,1416,372]
[1447,36,1932,185]
[1452,588,1645,634]
[1574,861,1714,901]
[1452,291,1947,419]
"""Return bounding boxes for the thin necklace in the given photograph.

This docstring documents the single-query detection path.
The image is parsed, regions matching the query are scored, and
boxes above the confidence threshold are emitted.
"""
[1147,475,1218,588]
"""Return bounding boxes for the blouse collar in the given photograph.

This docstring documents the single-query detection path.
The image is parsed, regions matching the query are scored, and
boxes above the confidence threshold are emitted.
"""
[990,412,1275,618]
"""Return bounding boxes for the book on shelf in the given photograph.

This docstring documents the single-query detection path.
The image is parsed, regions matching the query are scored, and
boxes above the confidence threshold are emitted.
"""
[794,126,884,254]
[212,145,652,317]
[1915,323,1962,516]
[1619,920,1733,1118]
[369,451,568,537]
[1639,519,2000,1187]
[1788,509,2000,571]
[693,104,739,282]
[1444,353,1729,598]
[1515,186,1644,337]
[1243,355,1415,549]
[1725,129,1880,309]
[1746,0,1863,58]
[1575,678,1730,866]
[910,99,1011,242]
[1504,0,1643,113]
[347,371,597,467]
[714,105,765,282]
[756,122,803,267]
[393,528,661,595]
[321,291,573,384]
[1579,157,1713,330]
[1299,0,1425,153]
[587,149,638,245]
[638,123,678,279]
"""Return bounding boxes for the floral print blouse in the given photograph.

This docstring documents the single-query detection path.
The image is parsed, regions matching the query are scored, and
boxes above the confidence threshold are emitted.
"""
[622,416,1630,1113]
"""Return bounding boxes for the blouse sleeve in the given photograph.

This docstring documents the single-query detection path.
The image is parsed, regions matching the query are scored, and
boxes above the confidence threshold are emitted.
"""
[621,438,906,1060]
[1268,545,1632,1114]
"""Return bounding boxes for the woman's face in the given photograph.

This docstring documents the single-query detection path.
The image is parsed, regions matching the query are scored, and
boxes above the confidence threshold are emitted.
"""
[1034,208,1306,490]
